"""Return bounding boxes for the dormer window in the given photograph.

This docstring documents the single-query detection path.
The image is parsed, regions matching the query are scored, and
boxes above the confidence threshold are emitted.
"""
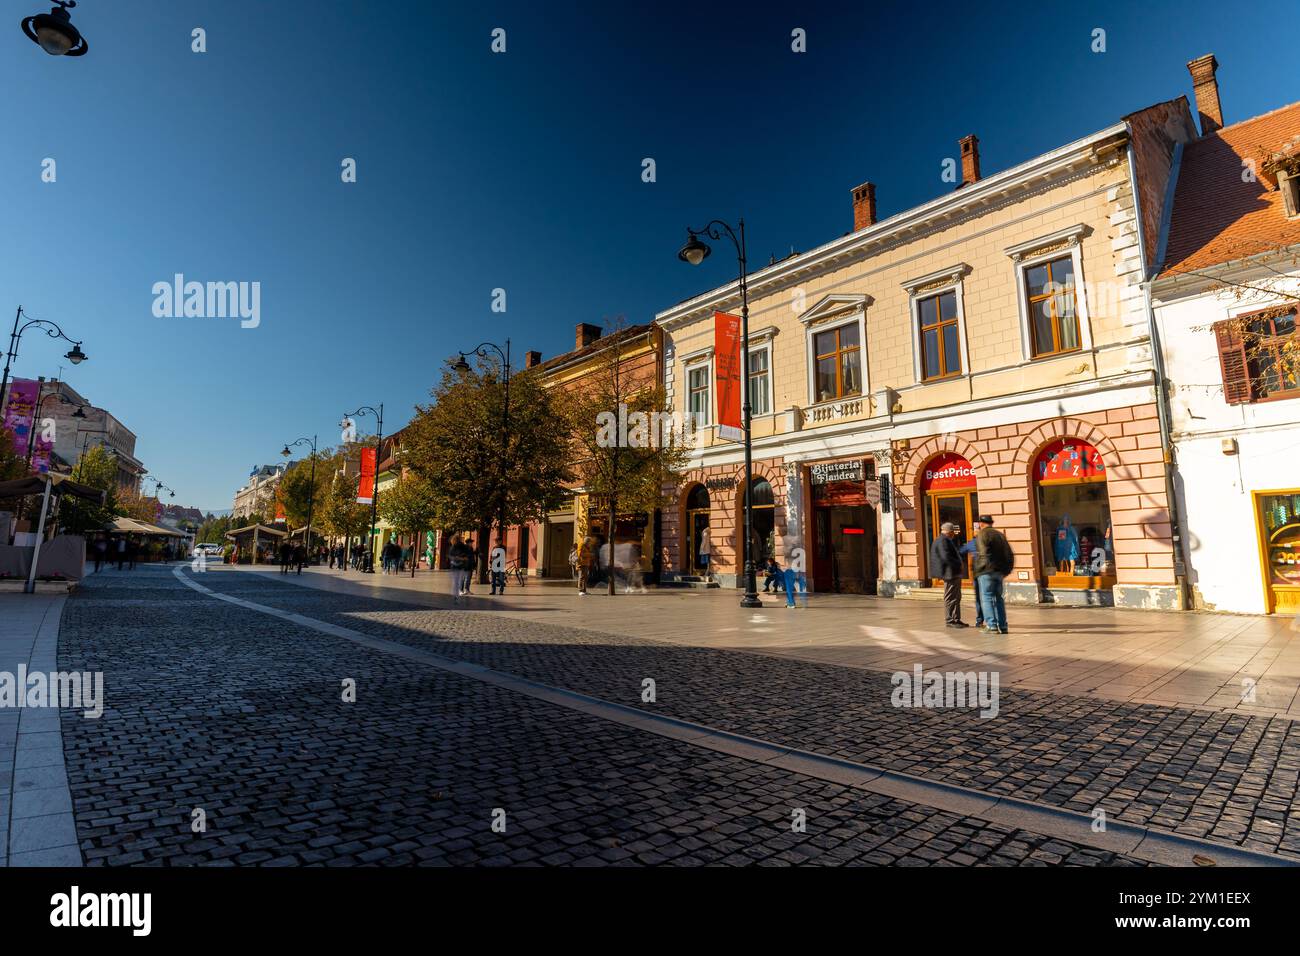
[1279,169,1300,219]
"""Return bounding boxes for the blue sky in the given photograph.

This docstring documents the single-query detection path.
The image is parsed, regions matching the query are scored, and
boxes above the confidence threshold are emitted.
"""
[1,0,1295,511]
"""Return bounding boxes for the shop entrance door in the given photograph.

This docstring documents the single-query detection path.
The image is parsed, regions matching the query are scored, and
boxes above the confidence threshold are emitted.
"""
[926,491,978,586]
[812,504,877,594]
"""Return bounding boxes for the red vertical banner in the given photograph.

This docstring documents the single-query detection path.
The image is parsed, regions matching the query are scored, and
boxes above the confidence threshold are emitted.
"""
[357,447,376,504]
[714,311,743,442]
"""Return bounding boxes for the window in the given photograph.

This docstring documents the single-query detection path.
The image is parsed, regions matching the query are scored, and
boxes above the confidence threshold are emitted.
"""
[1023,255,1080,357]
[1215,308,1300,404]
[1280,170,1300,220]
[917,290,962,380]
[813,323,862,401]
[748,346,771,415]
[687,364,711,426]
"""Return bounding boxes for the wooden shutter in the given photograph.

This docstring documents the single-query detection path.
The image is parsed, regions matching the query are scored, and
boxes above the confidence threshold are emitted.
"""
[1213,320,1252,405]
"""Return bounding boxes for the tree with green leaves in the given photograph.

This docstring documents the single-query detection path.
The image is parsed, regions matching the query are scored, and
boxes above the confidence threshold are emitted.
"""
[276,451,329,544]
[378,472,440,577]
[196,514,236,544]
[58,445,120,536]
[403,360,573,582]
[318,456,371,558]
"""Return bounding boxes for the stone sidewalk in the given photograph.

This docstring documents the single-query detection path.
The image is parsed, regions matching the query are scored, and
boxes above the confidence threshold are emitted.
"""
[0,591,82,866]
[229,564,1300,719]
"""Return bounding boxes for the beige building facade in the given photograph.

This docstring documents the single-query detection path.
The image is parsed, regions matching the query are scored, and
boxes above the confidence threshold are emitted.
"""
[658,98,1200,610]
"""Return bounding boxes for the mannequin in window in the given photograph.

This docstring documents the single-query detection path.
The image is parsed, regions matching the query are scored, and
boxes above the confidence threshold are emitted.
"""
[1053,514,1080,574]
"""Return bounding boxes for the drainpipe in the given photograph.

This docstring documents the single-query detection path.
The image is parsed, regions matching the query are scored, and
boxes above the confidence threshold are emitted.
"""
[1124,133,1189,610]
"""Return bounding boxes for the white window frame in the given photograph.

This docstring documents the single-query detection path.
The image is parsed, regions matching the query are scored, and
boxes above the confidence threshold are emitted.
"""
[903,263,971,384]
[1005,224,1094,362]
[745,326,777,417]
[684,356,713,428]
[799,295,871,408]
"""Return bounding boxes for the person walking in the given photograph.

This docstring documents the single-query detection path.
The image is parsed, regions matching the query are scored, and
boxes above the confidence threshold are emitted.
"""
[697,526,712,582]
[115,536,127,570]
[93,536,107,573]
[972,515,1014,635]
[929,522,968,628]
[489,537,506,595]
[279,541,292,575]
[447,533,473,604]
[782,542,808,609]
[576,535,594,596]
[293,543,306,575]
[127,537,138,570]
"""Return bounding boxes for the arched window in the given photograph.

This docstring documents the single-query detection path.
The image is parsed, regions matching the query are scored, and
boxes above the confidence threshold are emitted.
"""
[687,484,710,511]
[748,478,774,508]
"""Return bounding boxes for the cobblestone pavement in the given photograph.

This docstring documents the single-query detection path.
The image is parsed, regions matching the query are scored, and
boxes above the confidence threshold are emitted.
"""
[54,567,1147,866]
[186,566,1300,858]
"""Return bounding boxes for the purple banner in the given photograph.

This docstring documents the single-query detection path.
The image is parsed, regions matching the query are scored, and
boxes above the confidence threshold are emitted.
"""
[2,378,53,474]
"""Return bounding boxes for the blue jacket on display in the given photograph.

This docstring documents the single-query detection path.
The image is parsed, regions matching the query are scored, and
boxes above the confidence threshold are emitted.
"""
[1053,517,1080,562]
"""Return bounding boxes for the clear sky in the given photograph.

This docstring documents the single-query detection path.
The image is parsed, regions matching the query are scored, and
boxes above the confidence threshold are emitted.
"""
[1,0,1294,511]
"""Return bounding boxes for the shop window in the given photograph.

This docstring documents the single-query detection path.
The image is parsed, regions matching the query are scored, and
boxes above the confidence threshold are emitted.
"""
[1023,254,1080,358]
[1256,490,1300,615]
[1034,439,1114,590]
[813,323,862,402]
[1214,307,1299,405]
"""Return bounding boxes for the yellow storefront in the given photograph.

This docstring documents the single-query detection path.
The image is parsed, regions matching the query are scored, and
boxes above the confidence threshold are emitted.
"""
[1254,489,1300,614]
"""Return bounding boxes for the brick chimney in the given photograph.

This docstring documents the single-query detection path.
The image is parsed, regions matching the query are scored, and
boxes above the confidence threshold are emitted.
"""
[1187,54,1223,135]
[851,182,877,231]
[524,350,543,368]
[959,135,981,186]
[575,323,602,350]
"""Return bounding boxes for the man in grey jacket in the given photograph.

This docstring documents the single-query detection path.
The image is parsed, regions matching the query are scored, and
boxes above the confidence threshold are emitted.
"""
[928,522,968,628]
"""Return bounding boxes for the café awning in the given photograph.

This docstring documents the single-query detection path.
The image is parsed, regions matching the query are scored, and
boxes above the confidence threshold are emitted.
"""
[0,474,106,503]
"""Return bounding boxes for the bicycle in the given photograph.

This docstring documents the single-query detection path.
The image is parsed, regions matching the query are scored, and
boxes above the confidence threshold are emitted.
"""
[505,559,526,587]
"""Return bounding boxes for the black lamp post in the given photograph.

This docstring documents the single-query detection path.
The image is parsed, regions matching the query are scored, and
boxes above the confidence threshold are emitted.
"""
[0,306,87,423]
[342,404,383,572]
[22,388,83,470]
[281,435,318,567]
[454,340,512,583]
[678,218,762,608]
[20,1,88,56]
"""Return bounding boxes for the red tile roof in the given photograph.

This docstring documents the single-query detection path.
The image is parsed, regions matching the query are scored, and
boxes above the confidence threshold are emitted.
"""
[1159,101,1300,279]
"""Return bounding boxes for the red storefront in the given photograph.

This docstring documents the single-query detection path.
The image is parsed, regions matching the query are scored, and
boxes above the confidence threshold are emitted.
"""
[808,459,879,594]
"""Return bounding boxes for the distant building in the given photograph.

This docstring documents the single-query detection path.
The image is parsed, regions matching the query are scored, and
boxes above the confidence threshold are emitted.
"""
[232,464,286,520]
[1,378,146,490]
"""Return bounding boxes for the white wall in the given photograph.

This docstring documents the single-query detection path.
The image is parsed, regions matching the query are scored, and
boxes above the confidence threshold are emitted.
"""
[1154,274,1300,613]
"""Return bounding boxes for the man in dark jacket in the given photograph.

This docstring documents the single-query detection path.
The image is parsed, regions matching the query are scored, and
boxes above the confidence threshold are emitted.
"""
[928,522,968,628]
[971,515,1014,634]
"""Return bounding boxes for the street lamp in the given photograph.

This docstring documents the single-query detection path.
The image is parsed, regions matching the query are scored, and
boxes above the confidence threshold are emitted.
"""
[455,340,512,582]
[0,306,87,422]
[22,388,82,471]
[282,435,318,568]
[677,218,762,608]
[342,404,384,572]
[20,1,88,56]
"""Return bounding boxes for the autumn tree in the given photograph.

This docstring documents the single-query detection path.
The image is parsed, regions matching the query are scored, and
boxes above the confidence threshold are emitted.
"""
[277,450,330,542]
[318,453,371,557]
[403,360,572,582]
[378,473,440,577]
[556,320,692,594]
